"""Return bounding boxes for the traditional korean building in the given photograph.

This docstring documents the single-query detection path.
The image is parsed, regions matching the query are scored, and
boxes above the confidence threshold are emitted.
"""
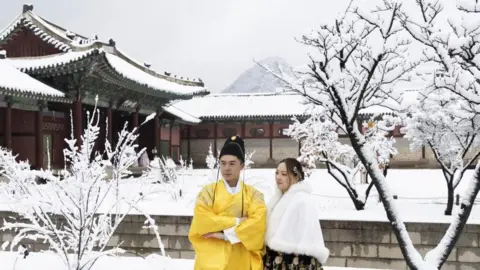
[0,4,207,169]
[166,91,431,168]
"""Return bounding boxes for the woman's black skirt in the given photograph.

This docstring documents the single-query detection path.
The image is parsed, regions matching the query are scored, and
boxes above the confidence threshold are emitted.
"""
[263,246,324,270]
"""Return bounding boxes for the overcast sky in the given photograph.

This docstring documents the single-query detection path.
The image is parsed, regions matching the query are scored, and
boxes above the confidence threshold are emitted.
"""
[0,0,350,92]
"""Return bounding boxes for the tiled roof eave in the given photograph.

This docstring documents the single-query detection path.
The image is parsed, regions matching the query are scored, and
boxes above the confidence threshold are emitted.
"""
[0,17,23,43]
[100,53,203,98]
[12,49,100,75]
[199,114,310,121]
[197,111,395,121]
[97,58,194,100]
[0,87,70,103]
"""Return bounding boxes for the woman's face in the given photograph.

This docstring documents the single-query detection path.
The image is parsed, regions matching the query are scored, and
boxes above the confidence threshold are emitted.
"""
[275,162,297,192]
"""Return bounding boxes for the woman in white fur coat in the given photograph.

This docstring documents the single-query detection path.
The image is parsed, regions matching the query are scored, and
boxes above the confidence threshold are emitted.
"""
[263,158,330,270]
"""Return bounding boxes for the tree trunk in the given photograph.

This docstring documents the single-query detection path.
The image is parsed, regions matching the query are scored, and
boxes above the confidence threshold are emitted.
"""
[352,196,365,210]
[347,130,423,269]
[325,163,368,211]
[445,181,454,216]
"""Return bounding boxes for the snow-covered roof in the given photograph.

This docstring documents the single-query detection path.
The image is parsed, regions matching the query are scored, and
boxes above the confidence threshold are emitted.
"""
[0,5,208,97]
[169,91,421,121]
[0,57,65,100]
[7,48,207,97]
[8,50,97,72]
[169,92,311,120]
[161,104,201,124]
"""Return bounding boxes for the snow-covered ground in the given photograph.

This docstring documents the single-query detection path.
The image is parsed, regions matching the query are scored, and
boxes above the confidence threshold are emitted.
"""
[2,168,477,223]
[0,251,384,270]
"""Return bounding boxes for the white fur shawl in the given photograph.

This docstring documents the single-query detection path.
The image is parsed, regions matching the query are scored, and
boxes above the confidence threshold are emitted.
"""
[265,181,330,264]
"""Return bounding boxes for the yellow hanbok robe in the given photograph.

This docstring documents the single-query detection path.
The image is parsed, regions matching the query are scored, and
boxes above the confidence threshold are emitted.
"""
[188,180,267,270]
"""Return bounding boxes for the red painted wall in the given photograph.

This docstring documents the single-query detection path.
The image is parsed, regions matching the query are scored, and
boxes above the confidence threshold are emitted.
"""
[12,109,35,133]
[171,126,180,145]
[190,124,215,139]
[244,123,270,138]
[160,127,170,140]
[216,124,240,138]
[0,27,62,57]
[12,136,35,164]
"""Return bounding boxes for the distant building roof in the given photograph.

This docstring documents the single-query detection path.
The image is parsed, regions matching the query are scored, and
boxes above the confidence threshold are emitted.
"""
[166,90,420,122]
[167,92,311,121]
[161,104,201,124]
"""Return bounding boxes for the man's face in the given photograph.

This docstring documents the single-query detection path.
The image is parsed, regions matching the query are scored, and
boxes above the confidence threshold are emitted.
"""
[220,155,244,182]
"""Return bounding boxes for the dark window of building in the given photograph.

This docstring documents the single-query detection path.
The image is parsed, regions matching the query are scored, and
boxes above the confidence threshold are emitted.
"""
[222,128,237,137]
[171,146,180,162]
[180,127,188,138]
[160,140,170,158]
[278,128,289,136]
[250,128,265,137]
[195,129,210,139]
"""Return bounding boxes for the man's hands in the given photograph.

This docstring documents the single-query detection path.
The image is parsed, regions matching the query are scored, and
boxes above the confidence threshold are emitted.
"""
[201,217,248,240]
[202,232,224,239]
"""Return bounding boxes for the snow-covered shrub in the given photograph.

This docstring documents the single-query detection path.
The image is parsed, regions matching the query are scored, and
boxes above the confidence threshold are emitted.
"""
[147,156,185,201]
[0,97,167,270]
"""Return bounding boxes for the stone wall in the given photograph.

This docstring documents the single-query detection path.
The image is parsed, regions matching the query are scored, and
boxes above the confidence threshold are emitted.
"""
[1,211,478,269]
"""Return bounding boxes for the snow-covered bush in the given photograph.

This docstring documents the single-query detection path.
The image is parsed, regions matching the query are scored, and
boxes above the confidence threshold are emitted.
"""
[147,156,184,200]
[0,98,167,270]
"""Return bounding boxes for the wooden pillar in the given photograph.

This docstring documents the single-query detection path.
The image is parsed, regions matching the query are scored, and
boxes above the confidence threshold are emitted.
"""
[132,107,139,128]
[187,126,191,160]
[35,105,44,169]
[74,95,82,145]
[106,105,113,143]
[213,122,218,157]
[154,110,160,157]
[132,107,140,145]
[169,120,174,158]
[241,122,246,138]
[4,102,12,149]
[269,121,273,160]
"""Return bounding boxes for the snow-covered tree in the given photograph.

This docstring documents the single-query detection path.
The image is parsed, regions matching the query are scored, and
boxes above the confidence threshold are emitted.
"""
[400,0,480,106]
[0,98,167,270]
[288,112,398,210]
[364,116,399,170]
[205,143,217,170]
[404,85,480,215]
[398,1,480,266]
[244,150,256,169]
[188,158,194,171]
[261,0,480,268]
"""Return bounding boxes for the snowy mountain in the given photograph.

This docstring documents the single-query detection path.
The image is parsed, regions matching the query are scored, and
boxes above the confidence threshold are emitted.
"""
[222,57,295,93]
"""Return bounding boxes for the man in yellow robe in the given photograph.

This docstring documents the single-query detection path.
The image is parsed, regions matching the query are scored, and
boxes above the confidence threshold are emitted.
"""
[189,135,267,270]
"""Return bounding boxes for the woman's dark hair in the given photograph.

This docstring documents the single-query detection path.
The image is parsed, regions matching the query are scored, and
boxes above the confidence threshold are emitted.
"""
[279,158,305,181]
